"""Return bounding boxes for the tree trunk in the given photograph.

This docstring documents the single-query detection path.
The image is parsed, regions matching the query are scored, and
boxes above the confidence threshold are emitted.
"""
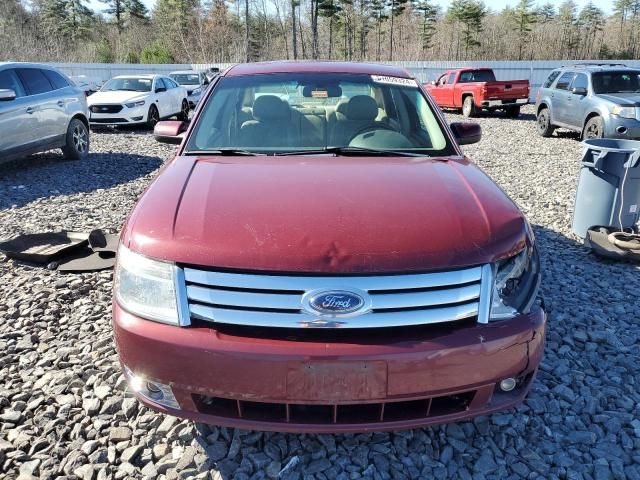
[292,0,297,59]
[245,0,250,61]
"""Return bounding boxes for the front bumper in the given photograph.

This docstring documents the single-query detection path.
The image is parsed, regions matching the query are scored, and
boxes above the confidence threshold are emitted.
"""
[604,116,640,139]
[89,105,147,125]
[113,302,546,433]
[187,93,201,109]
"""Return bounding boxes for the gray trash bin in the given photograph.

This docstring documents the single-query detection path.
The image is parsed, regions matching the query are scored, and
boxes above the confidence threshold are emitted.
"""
[572,138,640,238]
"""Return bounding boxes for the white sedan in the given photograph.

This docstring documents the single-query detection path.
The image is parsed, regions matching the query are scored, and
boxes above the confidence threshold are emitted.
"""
[87,74,188,129]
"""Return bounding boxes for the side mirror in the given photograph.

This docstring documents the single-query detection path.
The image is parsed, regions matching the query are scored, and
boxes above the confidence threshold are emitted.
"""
[155,87,167,93]
[0,89,16,101]
[154,120,186,145]
[450,122,481,146]
[571,86,587,96]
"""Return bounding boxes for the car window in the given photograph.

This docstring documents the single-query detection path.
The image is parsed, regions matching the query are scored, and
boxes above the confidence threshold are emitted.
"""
[591,71,640,94]
[155,78,166,91]
[170,74,199,86]
[458,70,496,83]
[0,68,27,97]
[42,69,70,90]
[164,78,177,89]
[543,71,561,88]
[17,68,53,95]
[555,72,574,91]
[571,73,588,91]
[188,72,454,156]
[447,73,456,84]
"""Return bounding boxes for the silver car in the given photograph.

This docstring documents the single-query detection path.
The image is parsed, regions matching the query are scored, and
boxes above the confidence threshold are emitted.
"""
[169,70,209,108]
[0,62,90,165]
[536,63,640,139]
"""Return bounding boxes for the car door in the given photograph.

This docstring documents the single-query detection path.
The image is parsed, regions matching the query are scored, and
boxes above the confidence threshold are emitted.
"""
[42,68,75,138]
[0,68,35,153]
[552,71,575,125]
[566,72,590,129]
[430,74,448,106]
[153,77,170,118]
[164,77,181,114]
[16,67,67,144]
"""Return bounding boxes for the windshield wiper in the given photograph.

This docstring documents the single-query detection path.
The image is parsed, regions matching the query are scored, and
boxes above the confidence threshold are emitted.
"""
[275,146,430,157]
[184,149,263,156]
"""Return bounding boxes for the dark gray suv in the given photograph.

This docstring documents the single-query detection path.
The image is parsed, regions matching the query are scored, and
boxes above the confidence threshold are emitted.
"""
[535,64,640,139]
[0,62,90,165]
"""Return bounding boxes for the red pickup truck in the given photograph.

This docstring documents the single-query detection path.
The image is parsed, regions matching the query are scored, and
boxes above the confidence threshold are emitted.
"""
[425,68,530,118]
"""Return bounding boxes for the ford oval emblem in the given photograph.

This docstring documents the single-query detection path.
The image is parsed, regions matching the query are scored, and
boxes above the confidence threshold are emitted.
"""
[303,289,369,317]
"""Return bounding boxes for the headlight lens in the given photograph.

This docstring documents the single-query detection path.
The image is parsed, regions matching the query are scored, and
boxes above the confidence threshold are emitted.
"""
[125,100,146,108]
[114,244,179,324]
[611,106,636,119]
[490,245,539,321]
[191,87,202,95]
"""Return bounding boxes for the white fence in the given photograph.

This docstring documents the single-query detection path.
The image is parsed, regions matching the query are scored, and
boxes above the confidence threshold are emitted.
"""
[54,60,640,101]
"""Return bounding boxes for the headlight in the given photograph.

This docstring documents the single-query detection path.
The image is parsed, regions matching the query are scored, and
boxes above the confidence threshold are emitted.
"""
[611,106,636,119]
[490,245,540,321]
[125,100,146,108]
[191,87,202,95]
[114,244,179,324]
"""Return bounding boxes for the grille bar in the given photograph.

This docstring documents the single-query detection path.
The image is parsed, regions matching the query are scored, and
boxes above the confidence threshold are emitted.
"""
[184,266,482,291]
[189,302,479,328]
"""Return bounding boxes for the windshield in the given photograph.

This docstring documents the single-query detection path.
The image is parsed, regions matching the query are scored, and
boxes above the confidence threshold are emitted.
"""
[187,72,452,155]
[171,73,201,85]
[101,77,152,92]
[592,71,640,94]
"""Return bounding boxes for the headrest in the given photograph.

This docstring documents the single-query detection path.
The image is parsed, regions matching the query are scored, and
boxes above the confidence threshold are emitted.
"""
[335,99,349,115]
[344,95,378,121]
[253,95,290,120]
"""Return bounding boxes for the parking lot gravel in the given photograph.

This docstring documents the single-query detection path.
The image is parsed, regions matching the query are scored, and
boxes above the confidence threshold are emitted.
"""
[1,106,640,480]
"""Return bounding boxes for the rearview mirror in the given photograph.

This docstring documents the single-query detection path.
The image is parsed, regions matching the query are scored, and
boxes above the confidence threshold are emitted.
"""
[0,89,16,101]
[450,122,481,146]
[571,86,587,96]
[154,120,186,145]
[155,87,167,93]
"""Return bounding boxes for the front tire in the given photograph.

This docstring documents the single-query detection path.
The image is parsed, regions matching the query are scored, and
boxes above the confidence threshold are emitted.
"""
[61,118,90,160]
[146,105,159,130]
[462,96,477,117]
[177,99,189,121]
[536,107,554,137]
[583,116,604,139]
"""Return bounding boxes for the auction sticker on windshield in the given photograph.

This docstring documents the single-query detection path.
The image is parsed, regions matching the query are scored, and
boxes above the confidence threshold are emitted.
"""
[371,75,418,87]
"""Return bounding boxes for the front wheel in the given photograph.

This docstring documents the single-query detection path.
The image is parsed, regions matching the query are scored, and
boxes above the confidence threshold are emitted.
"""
[61,118,90,160]
[536,108,554,137]
[505,105,520,118]
[177,99,189,121]
[583,116,604,139]
[146,105,160,130]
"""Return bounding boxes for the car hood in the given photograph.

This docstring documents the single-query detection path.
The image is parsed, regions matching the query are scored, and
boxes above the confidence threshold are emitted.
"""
[88,90,148,105]
[599,93,640,107]
[123,156,528,273]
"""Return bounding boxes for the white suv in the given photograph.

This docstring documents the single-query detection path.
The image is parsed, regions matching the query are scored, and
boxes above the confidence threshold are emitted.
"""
[0,62,90,165]
[88,74,189,130]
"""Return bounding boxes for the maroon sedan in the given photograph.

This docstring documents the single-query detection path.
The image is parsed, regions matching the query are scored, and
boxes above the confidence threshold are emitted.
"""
[112,61,545,433]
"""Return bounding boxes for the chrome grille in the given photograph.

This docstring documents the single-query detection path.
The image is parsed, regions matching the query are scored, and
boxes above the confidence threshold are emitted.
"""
[180,265,493,328]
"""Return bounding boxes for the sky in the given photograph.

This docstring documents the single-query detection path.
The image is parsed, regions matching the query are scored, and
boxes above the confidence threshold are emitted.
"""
[86,0,615,16]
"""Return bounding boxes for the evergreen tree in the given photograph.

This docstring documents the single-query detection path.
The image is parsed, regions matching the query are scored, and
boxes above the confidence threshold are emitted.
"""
[100,0,148,33]
[413,0,437,54]
[387,0,409,60]
[319,0,342,58]
[535,3,555,23]
[508,0,536,60]
[447,0,486,58]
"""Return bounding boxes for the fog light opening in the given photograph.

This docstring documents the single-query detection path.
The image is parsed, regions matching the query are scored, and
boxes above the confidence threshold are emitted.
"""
[500,377,517,392]
[123,367,180,409]
[145,381,164,401]
[617,126,628,135]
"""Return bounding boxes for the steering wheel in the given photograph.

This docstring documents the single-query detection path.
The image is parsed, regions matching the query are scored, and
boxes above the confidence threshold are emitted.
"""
[348,123,397,144]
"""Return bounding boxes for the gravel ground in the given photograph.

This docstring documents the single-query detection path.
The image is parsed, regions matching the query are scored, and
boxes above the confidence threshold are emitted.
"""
[1,106,640,480]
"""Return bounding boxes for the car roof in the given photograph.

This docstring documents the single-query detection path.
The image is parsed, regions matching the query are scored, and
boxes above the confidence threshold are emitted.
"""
[224,61,413,78]
[0,61,61,70]
[559,64,640,72]
[170,70,200,75]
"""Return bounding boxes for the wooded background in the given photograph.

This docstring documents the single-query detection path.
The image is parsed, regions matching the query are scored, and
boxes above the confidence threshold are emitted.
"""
[2,0,640,64]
